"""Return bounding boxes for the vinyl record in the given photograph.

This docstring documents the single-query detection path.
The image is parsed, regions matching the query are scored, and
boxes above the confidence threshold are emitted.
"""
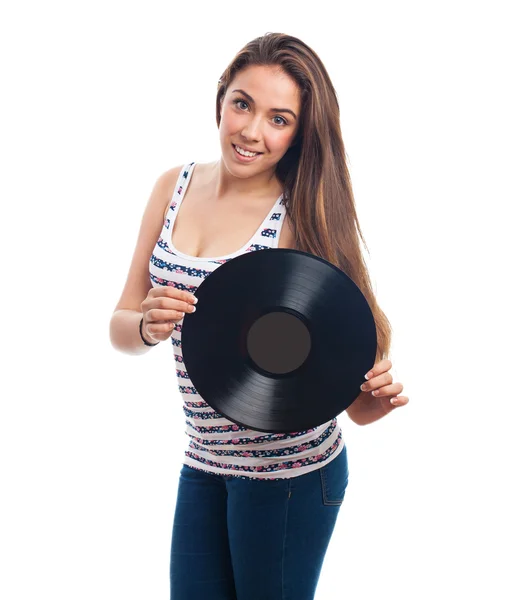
[181,248,377,433]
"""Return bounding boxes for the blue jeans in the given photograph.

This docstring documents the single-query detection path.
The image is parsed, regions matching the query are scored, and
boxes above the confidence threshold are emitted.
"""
[169,444,349,600]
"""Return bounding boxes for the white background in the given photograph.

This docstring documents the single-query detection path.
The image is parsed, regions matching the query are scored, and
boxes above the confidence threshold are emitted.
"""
[1,1,531,598]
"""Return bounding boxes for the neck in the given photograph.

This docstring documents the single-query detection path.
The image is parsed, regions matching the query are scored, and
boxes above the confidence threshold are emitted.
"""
[206,159,283,202]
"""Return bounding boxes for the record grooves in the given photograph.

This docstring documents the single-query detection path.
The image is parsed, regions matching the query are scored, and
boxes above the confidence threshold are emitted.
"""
[181,248,377,433]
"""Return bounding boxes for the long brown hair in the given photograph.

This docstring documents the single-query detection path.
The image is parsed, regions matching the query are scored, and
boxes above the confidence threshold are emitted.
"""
[216,33,392,362]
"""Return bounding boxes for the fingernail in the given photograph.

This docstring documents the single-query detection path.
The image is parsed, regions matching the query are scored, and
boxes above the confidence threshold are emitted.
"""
[390,397,398,405]
[365,371,373,380]
[192,296,198,304]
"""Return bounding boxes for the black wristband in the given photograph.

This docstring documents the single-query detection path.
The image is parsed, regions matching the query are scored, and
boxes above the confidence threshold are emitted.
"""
[139,317,159,347]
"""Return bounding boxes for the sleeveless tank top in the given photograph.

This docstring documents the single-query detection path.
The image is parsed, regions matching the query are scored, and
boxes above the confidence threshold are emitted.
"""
[149,162,345,480]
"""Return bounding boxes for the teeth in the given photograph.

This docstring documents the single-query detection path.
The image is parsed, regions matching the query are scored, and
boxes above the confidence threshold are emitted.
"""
[235,145,258,157]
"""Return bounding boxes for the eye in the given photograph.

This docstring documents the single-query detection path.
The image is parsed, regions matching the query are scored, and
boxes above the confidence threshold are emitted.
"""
[232,98,288,126]
[273,116,288,126]
[233,99,249,111]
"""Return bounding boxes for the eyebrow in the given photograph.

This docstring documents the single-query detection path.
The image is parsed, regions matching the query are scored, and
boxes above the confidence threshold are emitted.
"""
[231,89,298,120]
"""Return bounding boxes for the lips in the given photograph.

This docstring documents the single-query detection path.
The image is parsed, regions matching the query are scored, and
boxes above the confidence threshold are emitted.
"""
[233,144,263,155]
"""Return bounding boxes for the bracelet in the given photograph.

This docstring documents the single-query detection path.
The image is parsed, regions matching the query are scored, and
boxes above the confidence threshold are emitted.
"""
[139,317,159,347]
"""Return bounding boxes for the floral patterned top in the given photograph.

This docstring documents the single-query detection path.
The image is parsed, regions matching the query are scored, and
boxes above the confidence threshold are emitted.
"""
[149,162,344,480]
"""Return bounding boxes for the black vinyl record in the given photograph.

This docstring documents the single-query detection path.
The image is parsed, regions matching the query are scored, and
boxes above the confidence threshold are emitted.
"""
[181,248,377,433]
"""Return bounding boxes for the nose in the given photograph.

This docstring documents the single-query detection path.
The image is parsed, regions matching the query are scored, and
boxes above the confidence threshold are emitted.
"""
[241,116,262,143]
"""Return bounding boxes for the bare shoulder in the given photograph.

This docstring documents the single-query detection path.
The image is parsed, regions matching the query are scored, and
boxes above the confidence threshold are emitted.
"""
[111,164,184,313]
[160,165,184,214]
[161,161,211,213]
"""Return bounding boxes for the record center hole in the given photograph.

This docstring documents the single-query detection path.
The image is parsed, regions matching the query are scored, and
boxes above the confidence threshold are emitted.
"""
[246,311,311,375]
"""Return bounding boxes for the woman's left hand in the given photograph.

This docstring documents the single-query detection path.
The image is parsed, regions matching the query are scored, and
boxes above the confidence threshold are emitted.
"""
[360,358,409,408]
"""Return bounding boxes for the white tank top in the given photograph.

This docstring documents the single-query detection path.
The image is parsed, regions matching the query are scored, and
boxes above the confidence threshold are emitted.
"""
[149,162,345,480]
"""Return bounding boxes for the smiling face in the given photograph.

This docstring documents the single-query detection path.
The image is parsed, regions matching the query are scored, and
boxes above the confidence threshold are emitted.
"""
[218,65,301,176]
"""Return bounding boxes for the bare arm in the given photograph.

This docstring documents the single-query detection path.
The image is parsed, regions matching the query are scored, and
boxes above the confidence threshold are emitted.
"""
[109,166,181,355]
[109,309,154,356]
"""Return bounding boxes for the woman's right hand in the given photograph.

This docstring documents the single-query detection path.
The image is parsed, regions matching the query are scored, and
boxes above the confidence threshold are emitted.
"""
[140,288,198,343]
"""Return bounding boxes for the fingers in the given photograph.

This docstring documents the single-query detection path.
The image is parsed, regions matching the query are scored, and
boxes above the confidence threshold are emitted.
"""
[390,396,409,406]
[143,287,199,341]
[144,293,198,325]
[362,358,409,407]
[144,320,176,337]
[160,293,197,315]
[151,305,196,323]
[360,372,393,393]
[155,287,197,305]
[365,358,392,380]
[369,382,404,397]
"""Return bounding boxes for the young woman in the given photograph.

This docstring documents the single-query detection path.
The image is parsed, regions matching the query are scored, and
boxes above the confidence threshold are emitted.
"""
[110,32,408,600]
